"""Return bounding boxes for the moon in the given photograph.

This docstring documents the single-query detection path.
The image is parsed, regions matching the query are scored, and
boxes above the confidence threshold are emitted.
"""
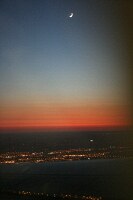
[69,13,73,18]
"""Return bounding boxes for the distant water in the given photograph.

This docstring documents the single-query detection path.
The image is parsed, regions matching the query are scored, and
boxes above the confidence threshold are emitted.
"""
[0,159,133,199]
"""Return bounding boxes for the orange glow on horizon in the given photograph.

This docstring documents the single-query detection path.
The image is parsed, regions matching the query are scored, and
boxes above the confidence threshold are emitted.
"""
[0,102,130,131]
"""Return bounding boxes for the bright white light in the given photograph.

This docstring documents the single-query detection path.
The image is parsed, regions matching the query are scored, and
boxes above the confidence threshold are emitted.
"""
[69,13,73,18]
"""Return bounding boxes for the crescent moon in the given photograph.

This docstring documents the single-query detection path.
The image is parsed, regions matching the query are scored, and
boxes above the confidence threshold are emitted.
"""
[69,13,73,18]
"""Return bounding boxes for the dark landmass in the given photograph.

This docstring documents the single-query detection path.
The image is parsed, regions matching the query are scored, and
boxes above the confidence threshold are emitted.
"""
[0,130,132,153]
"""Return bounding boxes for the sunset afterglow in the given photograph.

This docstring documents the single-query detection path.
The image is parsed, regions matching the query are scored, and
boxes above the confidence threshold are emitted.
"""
[0,0,131,132]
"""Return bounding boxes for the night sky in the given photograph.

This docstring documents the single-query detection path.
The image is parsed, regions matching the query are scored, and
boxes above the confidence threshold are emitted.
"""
[0,0,131,130]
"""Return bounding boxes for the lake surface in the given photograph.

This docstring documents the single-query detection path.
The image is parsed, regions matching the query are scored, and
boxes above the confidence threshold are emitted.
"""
[0,159,133,199]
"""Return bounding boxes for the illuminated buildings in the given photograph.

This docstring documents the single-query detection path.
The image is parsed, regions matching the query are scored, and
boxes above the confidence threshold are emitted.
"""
[0,146,132,164]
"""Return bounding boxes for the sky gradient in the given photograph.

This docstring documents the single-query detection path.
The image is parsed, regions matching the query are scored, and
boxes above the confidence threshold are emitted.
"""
[0,0,131,131]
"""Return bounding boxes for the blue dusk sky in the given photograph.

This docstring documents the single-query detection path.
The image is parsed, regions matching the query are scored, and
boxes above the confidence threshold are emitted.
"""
[0,0,131,130]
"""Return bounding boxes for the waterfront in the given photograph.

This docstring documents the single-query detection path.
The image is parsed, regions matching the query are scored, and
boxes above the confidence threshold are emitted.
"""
[1,146,133,164]
[0,159,133,199]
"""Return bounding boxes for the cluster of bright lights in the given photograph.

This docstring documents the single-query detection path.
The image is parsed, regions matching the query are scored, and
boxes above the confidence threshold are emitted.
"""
[0,146,132,164]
